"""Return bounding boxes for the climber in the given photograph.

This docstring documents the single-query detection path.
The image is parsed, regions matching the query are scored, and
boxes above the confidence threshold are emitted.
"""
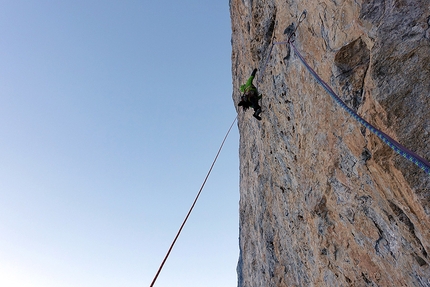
[238,68,262,120]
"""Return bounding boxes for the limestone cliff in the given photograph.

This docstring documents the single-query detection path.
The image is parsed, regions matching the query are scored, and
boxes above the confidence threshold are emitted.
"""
[230,0,430,286]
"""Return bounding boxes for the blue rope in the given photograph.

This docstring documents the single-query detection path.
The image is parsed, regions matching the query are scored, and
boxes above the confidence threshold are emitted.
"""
[286,42,430,175]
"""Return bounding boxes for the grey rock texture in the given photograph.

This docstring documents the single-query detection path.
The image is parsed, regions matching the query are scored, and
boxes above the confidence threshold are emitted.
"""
[231,0,430,286]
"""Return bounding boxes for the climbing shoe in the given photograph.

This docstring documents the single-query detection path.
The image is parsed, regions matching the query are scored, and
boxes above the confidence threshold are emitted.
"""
[253,110,262,120]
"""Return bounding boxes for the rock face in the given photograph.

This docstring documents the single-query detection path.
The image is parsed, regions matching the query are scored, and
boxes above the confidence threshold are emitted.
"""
[230,0,430,286]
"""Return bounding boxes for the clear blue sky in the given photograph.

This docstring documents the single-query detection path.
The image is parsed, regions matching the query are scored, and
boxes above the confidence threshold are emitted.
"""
[0,1,239,286]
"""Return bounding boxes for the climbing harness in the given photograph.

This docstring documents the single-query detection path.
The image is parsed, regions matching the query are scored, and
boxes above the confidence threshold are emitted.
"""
[149,116,237,287]
[258,11,430,175]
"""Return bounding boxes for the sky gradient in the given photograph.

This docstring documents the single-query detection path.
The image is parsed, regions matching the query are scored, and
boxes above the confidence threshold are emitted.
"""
[0,1,239,286]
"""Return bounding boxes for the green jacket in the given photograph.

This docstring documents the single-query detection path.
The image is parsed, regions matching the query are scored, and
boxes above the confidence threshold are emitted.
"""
[240,74,257,94]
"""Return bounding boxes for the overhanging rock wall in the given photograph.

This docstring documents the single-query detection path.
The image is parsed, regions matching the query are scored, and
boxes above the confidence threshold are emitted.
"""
[230,0,430,286]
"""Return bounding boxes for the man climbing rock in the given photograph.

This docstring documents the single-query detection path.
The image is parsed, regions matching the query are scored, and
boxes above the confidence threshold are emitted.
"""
[238,68,262,120]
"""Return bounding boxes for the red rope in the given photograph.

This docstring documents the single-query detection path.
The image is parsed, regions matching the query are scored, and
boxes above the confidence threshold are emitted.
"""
[149,116,237,287]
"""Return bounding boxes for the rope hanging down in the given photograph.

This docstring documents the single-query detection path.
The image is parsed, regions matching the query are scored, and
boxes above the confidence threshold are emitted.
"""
[149,116,237,287]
